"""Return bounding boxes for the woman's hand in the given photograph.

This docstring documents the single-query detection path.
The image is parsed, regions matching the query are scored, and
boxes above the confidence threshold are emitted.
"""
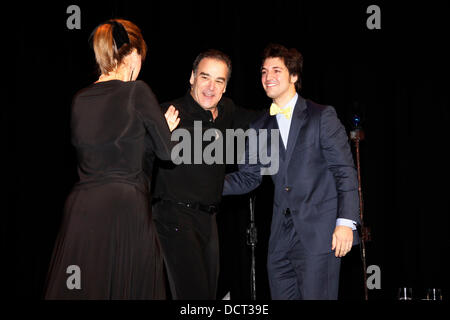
[164,105,180,132]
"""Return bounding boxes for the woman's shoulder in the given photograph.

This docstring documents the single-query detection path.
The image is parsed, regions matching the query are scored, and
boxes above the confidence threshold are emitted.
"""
[72,80,156,106]
[132,80,152,91]
[131,80,158,101]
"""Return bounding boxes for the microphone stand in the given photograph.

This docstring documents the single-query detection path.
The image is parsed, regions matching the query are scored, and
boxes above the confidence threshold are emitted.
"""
[246,196,257,300]
[350,115,371,301]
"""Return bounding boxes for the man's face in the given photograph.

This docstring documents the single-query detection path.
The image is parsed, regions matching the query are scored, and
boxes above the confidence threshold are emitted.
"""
[261,57,297,101]
[190,58,228,111]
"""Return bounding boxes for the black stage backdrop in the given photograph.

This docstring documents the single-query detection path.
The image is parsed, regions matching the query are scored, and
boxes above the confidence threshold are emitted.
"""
[4,0,449,301]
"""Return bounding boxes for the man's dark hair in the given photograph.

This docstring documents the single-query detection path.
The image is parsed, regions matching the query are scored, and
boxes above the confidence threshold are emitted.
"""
[262,43,303,91]
[192,49,232,81]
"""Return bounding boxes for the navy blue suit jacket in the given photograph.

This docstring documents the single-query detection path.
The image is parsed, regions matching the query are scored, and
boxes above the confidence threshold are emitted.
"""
[223,95,360,254]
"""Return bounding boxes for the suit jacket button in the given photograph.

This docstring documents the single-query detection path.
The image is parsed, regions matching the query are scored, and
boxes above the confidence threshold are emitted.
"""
[285,186,291,192]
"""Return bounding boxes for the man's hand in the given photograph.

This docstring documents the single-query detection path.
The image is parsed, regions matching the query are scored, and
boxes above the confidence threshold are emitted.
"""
[331,226,353,257]
[165,105,180,132]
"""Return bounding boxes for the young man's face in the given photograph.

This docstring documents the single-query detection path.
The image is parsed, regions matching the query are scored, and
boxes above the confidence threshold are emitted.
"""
[190,58,228,111]
[261,57,297,101]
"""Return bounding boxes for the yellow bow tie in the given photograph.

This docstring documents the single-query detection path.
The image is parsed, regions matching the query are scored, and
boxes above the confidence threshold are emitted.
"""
[270,103,292,119]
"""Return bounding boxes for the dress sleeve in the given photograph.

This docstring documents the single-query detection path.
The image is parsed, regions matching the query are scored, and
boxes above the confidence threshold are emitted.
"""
[133,80,174,161]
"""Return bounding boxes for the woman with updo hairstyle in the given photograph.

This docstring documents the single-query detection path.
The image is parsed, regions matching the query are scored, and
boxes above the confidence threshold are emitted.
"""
[44,19,180,299]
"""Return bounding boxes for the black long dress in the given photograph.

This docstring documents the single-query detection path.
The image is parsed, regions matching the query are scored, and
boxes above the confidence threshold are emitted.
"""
[44,80,173,299]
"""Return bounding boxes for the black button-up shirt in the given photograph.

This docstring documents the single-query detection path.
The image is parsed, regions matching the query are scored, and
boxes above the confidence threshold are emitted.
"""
[151,91,261,206]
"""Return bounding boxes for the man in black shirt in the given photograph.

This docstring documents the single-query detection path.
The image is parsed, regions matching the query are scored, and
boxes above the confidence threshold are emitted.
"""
[151,49,259,299]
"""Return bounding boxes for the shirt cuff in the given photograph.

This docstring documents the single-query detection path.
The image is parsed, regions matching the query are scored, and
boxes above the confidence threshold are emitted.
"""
[336,218,357,231]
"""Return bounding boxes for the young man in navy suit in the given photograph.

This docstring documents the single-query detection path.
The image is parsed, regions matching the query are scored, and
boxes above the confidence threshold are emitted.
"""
[223,44,360,299]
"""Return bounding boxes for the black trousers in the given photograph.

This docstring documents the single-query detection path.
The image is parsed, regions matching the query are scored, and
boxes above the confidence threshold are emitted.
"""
[152,200,219,299]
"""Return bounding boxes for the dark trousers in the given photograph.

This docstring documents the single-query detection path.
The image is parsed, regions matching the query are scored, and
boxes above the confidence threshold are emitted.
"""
[267,212,341,300]
[152,200,219,299]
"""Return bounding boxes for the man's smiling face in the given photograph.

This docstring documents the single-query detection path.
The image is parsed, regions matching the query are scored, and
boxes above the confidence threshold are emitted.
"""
[190,57,228,112]
[261,57,297,102]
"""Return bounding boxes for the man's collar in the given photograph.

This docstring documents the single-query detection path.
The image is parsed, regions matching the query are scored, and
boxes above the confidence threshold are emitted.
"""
[185,90,222,119]
[286,93,299,109]
[273,93,298,120]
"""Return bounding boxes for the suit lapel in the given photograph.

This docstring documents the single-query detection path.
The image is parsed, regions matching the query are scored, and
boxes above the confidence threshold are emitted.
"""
[285,96,308,162]
[263,114,285,161]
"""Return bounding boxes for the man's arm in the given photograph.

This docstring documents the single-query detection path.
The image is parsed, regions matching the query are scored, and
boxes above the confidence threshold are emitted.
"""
[223,163,263,196]
[320,106,360,223]
[320,106,360,257]
[223,127,263,195]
